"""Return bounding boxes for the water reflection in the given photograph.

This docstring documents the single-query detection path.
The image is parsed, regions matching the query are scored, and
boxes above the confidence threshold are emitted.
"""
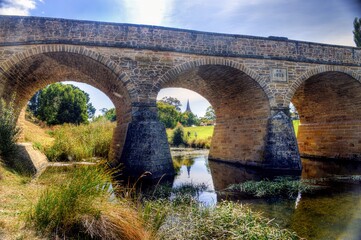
[171,151,361,240]
[172,154,217,205]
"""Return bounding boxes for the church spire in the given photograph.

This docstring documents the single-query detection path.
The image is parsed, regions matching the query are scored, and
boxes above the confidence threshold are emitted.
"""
[185,99,192,113]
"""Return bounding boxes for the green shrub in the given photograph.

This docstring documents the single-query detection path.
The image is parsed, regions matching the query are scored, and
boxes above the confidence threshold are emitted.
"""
[45,119,115,161]
[172,125,185,147]
[0,97,21,165]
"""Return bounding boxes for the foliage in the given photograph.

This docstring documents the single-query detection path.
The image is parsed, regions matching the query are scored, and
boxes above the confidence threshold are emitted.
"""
[45,119,115,161]
[101,108,117,122]
[157,101,179,128]
[159,96,182,112]
[226,177,321,199]
[26,164,149,239]
[179,111,200,127]
[29,83,95,125]
[0,97,21,164]
[354,17,361,47]
[204,105,216,120]
[171,125,185,146]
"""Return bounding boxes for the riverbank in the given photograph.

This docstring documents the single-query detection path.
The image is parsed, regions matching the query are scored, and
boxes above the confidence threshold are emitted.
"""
[0,163,300,239]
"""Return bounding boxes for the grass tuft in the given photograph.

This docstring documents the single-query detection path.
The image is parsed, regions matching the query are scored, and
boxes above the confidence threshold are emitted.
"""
[226,177,320,199]
[26,164,149,239]
[45,119,115,161]
[143,200,299,240]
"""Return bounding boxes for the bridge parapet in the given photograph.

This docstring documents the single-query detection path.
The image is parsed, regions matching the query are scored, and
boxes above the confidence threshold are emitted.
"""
[0,15,360,66]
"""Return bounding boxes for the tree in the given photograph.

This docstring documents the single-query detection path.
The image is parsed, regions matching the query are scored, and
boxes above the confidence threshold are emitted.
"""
[157,101,179,128]
[100,108,116,122]
[204,106,216,121]
[172,125,185,146]
[179,111,200,127]
[354,17,361,47]
[29,83,95,125]
[159,96,182,112]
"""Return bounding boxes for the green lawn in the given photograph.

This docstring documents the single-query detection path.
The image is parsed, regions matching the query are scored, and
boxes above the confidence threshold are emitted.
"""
[167,125,214,141]
[293,120,300,137]
[167,121,299,141]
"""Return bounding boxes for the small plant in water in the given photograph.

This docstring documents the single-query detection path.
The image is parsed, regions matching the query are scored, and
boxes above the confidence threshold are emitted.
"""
[226,177,320,199]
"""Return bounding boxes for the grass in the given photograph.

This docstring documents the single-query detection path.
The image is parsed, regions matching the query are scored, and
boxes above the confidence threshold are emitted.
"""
[226,177,321,199]
[167,125,214,141]
[143,199,299,240]
[23,118,54,149]
[44,119,115,162]
[293,120,300,137]
[166,121,299,149]
[0,162,301,239]
[26,164,149,239]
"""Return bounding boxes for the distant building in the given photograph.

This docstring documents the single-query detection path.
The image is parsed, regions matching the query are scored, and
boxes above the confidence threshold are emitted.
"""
[185,99,192,113]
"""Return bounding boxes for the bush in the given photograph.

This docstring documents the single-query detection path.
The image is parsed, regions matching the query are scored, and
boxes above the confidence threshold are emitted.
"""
[27,164,149,239]
[45,119,115,161]
[186,136,212,149]
[172,125,185,147]
[0,97,21,165]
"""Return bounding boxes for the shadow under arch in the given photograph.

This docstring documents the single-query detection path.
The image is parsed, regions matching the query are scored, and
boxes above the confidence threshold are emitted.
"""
[1,50,133,164]
[156,59,273,167]
[291,69,361,160]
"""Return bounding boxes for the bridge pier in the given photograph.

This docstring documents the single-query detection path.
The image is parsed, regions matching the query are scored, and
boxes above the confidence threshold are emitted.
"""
[264,107,302,171]
[115,103,175,179]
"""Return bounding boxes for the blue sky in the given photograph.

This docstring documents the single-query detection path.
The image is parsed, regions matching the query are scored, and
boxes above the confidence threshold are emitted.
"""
[1,0,360,116]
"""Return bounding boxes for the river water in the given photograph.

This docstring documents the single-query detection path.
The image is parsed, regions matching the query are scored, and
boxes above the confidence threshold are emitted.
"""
[171,151,361,240]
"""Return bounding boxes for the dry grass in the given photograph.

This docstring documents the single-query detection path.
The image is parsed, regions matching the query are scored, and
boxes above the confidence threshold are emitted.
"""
[23,119,54,149]
[0,164,44,240]
[82,201,150,240]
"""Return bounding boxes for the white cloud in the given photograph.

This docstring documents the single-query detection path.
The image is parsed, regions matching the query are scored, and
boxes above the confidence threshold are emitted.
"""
[0,0,38,15]
[122,0,174,26]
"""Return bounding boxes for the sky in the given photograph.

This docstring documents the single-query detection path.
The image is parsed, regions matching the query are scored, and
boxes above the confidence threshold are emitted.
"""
[0,0,360,116]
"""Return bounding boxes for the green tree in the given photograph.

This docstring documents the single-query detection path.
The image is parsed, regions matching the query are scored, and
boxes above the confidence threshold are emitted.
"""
[204,106,216,120]
[179,112,200,127]
[30,83,95,125]
[157,101,179,128]
[160,96,182,112]
[354,17,361,47]
[172,125,185,146]
[100,108,116,122]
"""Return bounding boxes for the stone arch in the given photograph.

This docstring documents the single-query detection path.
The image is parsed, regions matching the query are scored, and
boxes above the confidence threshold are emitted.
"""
[0,45,136,163]
[0,44,137,102]
[290,66,361,161]
[285,65,361,106]
[154,58,271,100]
[155,58,271,166]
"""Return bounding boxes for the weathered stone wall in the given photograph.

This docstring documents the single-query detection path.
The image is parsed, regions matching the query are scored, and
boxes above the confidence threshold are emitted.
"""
[293,72,361,160]
[1,16,360,66]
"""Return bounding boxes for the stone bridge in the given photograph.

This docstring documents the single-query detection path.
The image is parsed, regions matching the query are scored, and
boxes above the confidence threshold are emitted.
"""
[1,16,361,178]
